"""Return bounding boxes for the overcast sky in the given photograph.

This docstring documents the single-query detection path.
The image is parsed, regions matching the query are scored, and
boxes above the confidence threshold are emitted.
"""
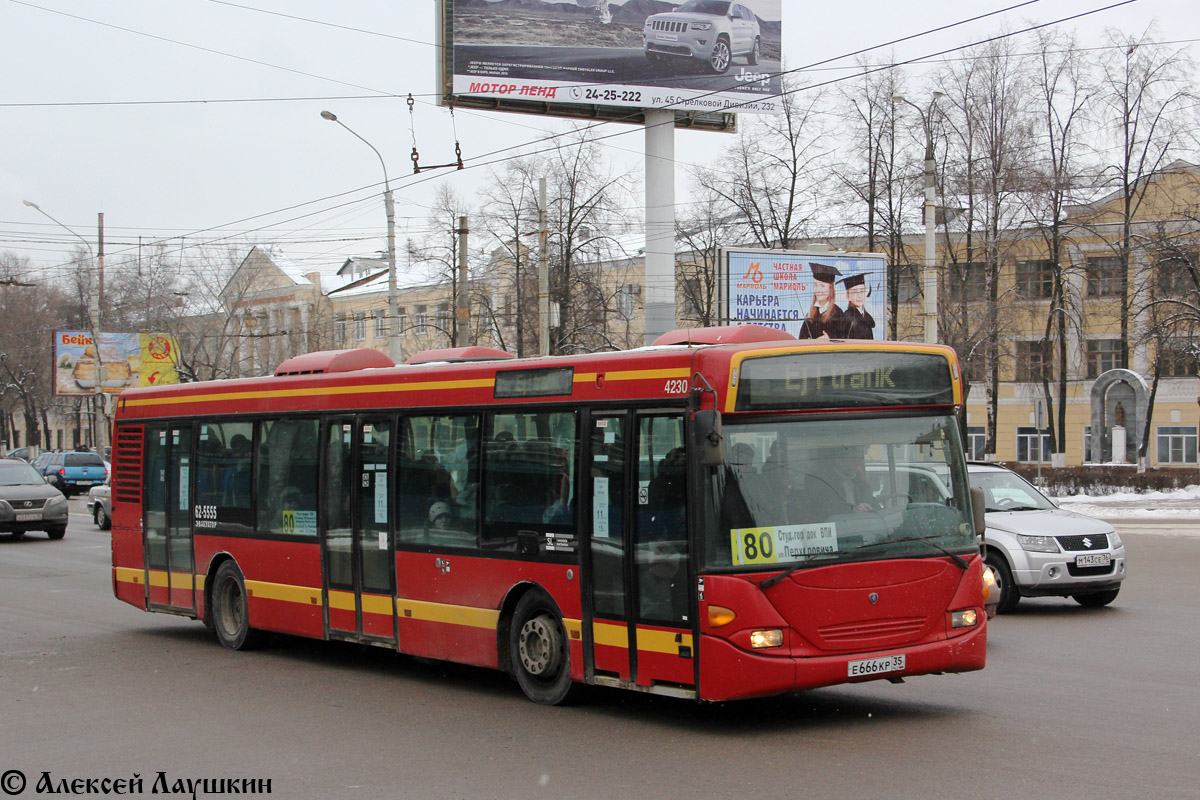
[3,0,1195,284]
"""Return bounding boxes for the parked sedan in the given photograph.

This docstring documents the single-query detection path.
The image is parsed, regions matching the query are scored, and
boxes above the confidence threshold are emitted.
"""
[969,463,1126,613]
[87,482,112,530]
[0,457,69,539]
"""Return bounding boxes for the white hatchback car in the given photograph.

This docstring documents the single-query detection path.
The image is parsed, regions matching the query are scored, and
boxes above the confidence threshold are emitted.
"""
[968,463,1126,613]
[643,0,762,74]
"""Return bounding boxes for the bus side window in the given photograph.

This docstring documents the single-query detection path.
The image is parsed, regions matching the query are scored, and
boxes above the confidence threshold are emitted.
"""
[482,411,577,555]
[397,414,478,549]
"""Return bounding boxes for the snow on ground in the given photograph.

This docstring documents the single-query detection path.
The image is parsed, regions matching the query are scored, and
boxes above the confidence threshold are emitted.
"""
[1052,484,1200,520]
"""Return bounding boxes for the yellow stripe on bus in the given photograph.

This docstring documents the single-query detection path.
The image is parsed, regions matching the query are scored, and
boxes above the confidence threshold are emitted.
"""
[592,620,629,649]
[114,566,143,586]
[245,579,322,606]
[574,368,691,383]
[122,378,497,409]
[397,598,500,630]
[124,365,694,410]
[636,627,693,655]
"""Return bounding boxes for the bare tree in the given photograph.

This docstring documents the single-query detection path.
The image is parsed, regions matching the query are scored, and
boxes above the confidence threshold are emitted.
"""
[1095,28,1193,367]
[674,181,745,327]
[836,58,919,338]
[478,157,541,356]
[1021,28,1095,464]
[937,36,1035,456]
[406,184,475,347]
[695,74,829,250]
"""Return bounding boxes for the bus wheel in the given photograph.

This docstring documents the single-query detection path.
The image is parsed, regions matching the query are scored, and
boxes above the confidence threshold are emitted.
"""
[211,561,262,650]
[509,591,575,705]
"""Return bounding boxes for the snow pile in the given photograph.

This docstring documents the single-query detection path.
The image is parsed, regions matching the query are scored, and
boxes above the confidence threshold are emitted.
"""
[1053,484,1200,519]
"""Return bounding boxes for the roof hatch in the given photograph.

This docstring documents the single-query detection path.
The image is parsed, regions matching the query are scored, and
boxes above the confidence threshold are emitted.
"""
[405,346,515,365]
[651,325,798,346]
[274,348,395,377]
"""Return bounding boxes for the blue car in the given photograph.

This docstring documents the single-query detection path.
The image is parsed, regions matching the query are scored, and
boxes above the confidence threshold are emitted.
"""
[31,450,109,497]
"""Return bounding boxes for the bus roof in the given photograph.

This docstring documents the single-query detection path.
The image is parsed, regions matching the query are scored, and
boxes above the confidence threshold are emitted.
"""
[115,333,961,420]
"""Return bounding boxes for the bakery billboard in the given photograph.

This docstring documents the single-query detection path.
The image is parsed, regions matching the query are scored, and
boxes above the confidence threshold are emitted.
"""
[722,249,889,341]
[442,0,783,118]
[53,331,181,396]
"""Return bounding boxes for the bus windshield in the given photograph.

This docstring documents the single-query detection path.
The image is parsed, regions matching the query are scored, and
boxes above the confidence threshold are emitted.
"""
[705,414,976,570]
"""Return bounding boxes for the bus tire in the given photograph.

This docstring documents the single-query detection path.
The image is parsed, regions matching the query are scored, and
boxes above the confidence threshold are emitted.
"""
[509,590,575,705]
[211,561,263,650]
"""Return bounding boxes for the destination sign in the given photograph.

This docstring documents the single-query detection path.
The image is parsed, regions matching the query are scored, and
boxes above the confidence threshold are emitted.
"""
[734,351,954,411]
[494,367,574,399]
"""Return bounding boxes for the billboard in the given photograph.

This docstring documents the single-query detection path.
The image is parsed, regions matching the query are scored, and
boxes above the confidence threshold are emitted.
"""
[53,331,181,397]
[440,0,782,125]
[723,249,889,341]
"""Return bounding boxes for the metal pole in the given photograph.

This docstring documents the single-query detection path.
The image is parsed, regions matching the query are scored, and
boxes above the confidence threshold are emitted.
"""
[456,215,469,347]
[320,111,399,362]
[921,102,939,345]
[538,178,549,357]
[93,213,105,451]
[385,187,399,362]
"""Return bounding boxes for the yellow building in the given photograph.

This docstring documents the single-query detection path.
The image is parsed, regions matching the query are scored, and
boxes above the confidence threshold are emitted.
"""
[886,160,1200,469]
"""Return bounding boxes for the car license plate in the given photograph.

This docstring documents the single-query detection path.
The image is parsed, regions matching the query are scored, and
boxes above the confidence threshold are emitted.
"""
[16,513,41,521]
[1076,553,1111,567]
[848,654,905,678]
[77,480,93,486]
[656,33,678,42]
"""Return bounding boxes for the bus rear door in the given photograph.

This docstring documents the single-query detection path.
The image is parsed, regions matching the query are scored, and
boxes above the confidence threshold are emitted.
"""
[143,424,195,613]
[322,417,397,646]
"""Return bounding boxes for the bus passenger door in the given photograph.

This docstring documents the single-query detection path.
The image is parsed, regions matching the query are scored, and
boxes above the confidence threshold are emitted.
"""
[143,424,195,613]
[322,417,397,646]
[587,411,694,691]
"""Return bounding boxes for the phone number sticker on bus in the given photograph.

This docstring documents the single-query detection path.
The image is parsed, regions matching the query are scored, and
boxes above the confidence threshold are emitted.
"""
[730,523,839,565]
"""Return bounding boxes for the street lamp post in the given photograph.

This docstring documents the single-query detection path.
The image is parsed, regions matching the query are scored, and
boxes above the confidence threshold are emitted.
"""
[23,200,106,450]
[320,111,399,362]
[893,92,944,344]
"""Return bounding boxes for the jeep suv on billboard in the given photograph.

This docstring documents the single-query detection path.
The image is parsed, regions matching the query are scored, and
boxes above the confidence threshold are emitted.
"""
[643,1,761,74]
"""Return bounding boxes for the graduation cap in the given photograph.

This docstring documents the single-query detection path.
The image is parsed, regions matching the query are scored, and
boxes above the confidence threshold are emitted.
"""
[809,262,842,284]
[839,273,867,290]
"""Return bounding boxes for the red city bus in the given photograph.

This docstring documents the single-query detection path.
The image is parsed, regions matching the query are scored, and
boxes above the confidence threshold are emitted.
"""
[110,325,988,703]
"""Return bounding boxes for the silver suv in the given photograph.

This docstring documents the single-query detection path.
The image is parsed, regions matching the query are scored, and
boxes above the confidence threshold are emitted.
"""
[969,463,1126,613]
[643,1,761,74]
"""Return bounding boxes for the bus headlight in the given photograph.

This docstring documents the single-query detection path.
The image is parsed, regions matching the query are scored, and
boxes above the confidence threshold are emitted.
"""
[749,629,783,649]
[951,609,978,629]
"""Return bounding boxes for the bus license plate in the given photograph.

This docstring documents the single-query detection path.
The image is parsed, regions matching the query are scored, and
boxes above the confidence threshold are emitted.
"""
[848,654,905,678]
[16,513,41,521]
[1076,553,1111,567]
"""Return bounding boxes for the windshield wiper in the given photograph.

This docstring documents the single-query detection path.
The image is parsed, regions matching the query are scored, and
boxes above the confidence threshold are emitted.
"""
[758,562,806,589]
[856,535,970,570]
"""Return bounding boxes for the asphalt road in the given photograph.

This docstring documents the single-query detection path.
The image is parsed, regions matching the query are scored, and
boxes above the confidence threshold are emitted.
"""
[2,499,1197,800]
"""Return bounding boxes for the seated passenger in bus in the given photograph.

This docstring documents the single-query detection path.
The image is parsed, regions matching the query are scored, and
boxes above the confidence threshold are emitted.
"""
[643,446,686,541]
[805,445,878,519]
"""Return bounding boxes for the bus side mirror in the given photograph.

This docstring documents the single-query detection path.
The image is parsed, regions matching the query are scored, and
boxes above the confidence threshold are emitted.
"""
[970,486,986,537]
[693,409,724,467]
